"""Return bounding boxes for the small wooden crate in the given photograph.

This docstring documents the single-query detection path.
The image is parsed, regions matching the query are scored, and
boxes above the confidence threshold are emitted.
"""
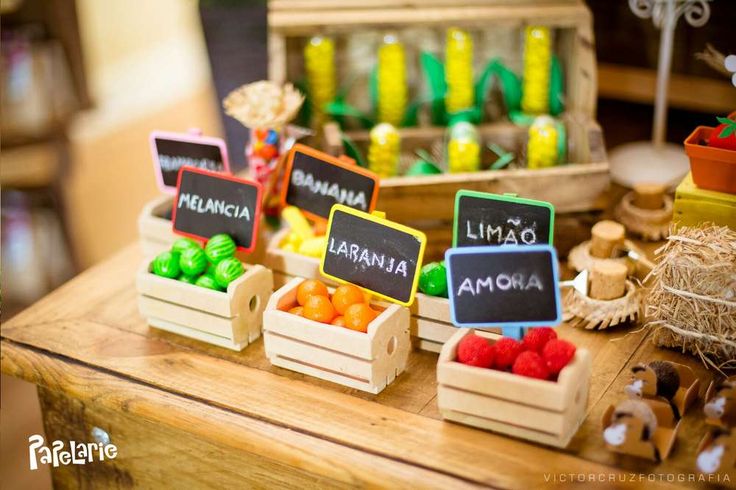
[138,195,177,257]
[437,328,591,448]
[673,172,736,230]
[411,293,501,352]
[137,261,274,351]
[263,277,411,394]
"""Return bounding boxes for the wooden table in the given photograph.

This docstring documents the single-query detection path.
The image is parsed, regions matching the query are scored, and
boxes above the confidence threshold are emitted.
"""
[1,245,728,489]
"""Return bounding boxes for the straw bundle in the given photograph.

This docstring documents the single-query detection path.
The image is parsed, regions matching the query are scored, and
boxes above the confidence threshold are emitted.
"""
[645,225,736,370]
[223,81,304,129]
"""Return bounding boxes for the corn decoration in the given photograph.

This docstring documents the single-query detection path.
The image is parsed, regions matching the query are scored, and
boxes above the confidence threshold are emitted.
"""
[527,115,559,168]
[445,28,474,114]
[377,35,407,126]
[304,36,336,127]
[447,121,480,173]
[368,123,400,177]
[521,26,552,115]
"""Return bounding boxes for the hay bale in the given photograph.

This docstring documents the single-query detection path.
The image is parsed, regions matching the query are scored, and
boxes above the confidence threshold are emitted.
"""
[645,225,736,370]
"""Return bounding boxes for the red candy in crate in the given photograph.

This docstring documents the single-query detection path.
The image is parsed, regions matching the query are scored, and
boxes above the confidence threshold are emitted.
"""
[522,327,557,353]
[512,351,550,380]
[457,334,495,368]
[492,337,524,370]
[542,339,577,375]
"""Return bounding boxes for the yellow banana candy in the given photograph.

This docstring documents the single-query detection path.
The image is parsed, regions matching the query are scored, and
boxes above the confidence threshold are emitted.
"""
[368,123,400,177]
[377,35,407,126]
[447,121,480,173]
[521,26,552,115]
[298,236,327,258]
[445,28,474,114]
[282,206,314,241]
[304,36,336,127]
[527,115,559,168]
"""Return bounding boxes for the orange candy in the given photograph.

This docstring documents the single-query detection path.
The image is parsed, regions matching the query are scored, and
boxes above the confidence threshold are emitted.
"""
[331,316,346,327]
[297,279,329,306]
[288,306,304,316]
[331,284,365,315]
[303,294,336,323]
[343,303,378,333]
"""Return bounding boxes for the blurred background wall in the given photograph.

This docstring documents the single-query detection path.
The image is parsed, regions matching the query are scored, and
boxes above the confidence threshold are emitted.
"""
[0,1,733,488]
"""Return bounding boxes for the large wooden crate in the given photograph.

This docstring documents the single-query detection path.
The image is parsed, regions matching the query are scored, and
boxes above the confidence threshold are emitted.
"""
[263,277,411,394]
[268,0,597,117]
[137,261,274,351]
[437,328,591,448]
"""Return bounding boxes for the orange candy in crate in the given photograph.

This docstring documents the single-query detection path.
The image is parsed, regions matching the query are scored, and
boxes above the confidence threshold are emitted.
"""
[292,280,378,333]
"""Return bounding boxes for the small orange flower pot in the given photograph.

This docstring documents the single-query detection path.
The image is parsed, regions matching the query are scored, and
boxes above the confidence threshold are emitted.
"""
[684,126,736,194]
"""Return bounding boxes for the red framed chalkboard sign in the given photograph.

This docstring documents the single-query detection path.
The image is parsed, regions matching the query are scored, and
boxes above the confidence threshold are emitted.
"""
[150,130,231,194]
[171,167,263,253]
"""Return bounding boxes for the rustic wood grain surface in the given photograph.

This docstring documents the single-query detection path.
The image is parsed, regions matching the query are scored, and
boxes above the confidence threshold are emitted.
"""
[1,244,730,489]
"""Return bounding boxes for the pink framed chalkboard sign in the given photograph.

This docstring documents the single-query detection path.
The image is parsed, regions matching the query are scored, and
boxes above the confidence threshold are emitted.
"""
[149,129,231,194]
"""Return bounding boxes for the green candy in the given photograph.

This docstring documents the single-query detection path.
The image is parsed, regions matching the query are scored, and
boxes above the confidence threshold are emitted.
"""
[171,237,201,255]
[214,257,245,288]
[418,261,448,297]
[152,251,180,279]
[179,247,207,276]
[195,274,223,291]
[406,160,443,176]
[205,234,237,264]
[178,274,198,284]
[204,262,217,277]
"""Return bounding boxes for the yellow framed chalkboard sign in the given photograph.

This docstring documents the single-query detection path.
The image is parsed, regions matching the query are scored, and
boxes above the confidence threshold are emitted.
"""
[320,205,427,306]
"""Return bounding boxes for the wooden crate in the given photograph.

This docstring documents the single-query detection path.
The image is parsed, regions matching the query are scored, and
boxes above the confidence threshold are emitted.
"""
[411,293,501,352]
[437,328,591,448]
[268,0,597,118]
[138,195,176,257]
[263,277,411,394]
[137,261,274,351]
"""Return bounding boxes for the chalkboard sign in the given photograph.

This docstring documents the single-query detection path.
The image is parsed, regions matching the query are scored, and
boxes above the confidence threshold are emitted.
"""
[172,167,262,252]
[453,190,554,247]
[150,130,230,194]
[281,144,380,221]
[445,245,562,328]
[320,205,426,306]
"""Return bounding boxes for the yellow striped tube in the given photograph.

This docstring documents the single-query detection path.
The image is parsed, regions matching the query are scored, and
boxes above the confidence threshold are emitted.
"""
[527,115,558,168]
[304,36,336,127]
[521,26,551,115]
[368,123,400,177]
[445,28,474,114]
[377,35,407,126]
[447,121,480,173]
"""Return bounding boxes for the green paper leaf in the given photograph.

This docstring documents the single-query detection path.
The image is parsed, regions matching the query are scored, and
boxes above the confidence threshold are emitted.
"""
[369,66,378,120]
[341,134,367,168]
[294,79,312,128]
[549,55,565,116]
[716,116,736,138]
[401,98,423,127]
[324,100,374,129]
[419,51,447,125]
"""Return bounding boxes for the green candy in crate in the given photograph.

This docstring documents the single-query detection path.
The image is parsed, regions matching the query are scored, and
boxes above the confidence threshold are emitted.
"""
[152,251,181,279]
[178,274,198,285]
[214,257,245,289]
[205,234,237,264]
[171,237,201,255]
[195,274,223,291]
[179,247,208,276]
[418,261,448,297]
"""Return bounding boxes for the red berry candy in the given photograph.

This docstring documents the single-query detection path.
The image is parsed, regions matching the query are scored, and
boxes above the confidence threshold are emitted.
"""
[492,337,524,370]
[542,339,577,375]
[708,119,736,151]
[457,334,495,368]
[512,351,550,380]
[522,327,557,353]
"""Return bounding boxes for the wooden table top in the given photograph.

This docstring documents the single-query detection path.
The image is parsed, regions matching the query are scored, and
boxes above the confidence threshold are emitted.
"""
[1,244,729,489]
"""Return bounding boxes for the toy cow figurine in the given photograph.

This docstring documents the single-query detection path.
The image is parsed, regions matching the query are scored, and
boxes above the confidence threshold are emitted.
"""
[697,428,736,475]
[603,399,661,461]
[625,361,681,419]
[704,378,736,428]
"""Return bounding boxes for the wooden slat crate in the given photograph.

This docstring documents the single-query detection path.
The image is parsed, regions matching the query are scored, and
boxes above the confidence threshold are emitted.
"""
[437,328,591,448]
[268,0,597,118]
[137,261,274,351]
[138,195,177,257]
[263,277,411,394]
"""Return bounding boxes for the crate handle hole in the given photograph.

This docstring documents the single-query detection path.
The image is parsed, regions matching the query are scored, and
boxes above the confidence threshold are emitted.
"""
[387,336,397,356]
[249,295,260,313]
